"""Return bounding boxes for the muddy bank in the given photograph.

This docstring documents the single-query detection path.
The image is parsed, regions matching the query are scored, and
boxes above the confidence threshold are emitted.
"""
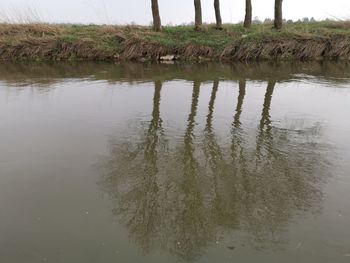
[0,23,350,62]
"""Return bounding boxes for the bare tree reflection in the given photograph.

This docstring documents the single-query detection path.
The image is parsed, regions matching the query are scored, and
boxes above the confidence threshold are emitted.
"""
[203,80,239,230]
[169,80,212,260]
[236,80,325,249]
[256,80,276,160]
[231,79,246,163]
[99,79,330,261]
[100,80,167,253]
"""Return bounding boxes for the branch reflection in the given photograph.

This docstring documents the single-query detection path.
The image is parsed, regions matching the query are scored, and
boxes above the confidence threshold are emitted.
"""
[99,79,330,261]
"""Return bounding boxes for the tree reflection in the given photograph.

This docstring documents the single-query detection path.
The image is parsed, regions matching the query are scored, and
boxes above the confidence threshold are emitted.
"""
[100,79,330,261]
[256,80,276,160]
[170,80,211,260]
[100,80,167,253]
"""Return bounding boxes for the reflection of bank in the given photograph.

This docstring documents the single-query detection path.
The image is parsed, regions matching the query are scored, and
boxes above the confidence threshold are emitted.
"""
[100,79,330,261]
[2,62,350,88]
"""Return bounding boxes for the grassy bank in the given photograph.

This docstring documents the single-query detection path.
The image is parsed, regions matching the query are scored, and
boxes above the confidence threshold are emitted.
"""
[0,21,350,61]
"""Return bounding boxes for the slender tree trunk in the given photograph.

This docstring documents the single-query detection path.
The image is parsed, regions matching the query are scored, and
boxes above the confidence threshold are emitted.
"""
[274,0,283,30]
[243,0,252,28]
[151,0,161,31]
[194,0,202,31]
[214,0,222,29]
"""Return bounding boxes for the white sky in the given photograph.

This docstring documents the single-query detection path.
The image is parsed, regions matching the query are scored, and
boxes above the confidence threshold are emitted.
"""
[0,0,349,24]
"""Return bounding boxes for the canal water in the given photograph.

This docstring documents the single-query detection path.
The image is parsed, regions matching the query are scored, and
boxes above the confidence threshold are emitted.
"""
[0,62,350,262]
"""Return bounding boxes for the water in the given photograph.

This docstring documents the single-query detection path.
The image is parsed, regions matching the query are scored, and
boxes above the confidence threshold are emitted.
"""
[0,62,350,263]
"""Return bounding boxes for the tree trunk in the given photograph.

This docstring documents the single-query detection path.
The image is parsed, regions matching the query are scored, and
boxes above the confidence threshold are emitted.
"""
[194,0,202,31]
[151,0,161,31]
[243,0,252,28]
[214,0,222,29]
[274,0,283,30]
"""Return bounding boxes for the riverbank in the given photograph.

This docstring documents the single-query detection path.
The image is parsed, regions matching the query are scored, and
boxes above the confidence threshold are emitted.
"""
[0,21,349,61]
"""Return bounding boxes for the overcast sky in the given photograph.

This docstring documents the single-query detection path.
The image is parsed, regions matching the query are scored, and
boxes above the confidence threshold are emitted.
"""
[0,0,349,24]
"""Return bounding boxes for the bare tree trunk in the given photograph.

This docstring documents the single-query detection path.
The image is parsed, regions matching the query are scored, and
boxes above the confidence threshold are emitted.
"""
[194,0,202,31]
[214,0,222,29]
[274,0,283,30]
[243,0,252,28]
[151,0,161,31]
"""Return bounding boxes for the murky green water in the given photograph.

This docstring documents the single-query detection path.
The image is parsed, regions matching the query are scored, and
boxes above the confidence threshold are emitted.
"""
[1,62,350,263]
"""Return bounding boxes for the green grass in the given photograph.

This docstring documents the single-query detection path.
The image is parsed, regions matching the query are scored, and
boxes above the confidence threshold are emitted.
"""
[139,21,350,51]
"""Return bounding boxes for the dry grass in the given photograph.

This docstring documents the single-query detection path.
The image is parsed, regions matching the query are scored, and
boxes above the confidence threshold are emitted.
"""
[121,37,167,60]
[323,21,350,29]
[0,23,120,60]
[0,23,62,36]
[221,37,350,61]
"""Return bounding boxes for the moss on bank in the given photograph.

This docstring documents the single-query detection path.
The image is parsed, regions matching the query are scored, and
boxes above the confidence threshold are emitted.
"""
[0,21,350,61]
